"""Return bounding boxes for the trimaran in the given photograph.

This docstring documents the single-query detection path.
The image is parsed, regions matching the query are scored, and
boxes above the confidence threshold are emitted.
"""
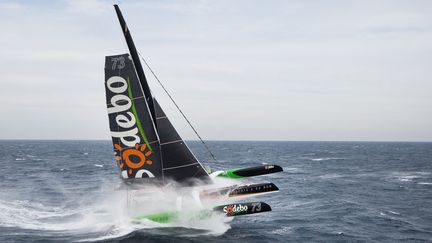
[104,4,283,223]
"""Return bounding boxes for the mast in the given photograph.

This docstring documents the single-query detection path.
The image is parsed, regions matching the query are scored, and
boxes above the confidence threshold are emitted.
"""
[114,4,157,127]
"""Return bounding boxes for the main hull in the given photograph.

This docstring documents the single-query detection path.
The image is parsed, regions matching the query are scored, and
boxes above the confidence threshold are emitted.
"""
[132,202,272,223]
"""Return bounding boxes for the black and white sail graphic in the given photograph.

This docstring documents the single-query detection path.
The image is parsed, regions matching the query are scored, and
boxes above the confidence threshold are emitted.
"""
[106,4,210,184]
[154,99,209,182]
[105,54,162,180]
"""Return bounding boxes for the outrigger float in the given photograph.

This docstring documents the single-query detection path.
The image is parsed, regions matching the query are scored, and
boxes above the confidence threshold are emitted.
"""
[104,4,283,223]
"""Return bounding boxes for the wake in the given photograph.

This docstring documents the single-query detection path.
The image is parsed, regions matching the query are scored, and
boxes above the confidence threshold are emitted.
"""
[0,179,237,241]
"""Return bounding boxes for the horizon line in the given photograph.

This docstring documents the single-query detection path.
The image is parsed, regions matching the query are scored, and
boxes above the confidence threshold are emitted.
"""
[0,138,431,143]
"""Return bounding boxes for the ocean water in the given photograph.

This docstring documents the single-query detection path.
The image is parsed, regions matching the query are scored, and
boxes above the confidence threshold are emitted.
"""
[0,140,431,242]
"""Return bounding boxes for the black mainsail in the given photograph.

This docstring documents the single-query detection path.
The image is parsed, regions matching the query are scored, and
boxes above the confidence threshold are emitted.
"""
[105,54,162,180]
[105,5,209,184]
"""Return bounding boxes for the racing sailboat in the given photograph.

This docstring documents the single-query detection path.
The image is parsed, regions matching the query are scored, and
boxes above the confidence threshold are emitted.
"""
[104,4,283,222]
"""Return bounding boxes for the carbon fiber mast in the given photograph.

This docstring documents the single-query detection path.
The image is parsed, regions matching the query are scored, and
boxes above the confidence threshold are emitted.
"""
[114,4,157,127]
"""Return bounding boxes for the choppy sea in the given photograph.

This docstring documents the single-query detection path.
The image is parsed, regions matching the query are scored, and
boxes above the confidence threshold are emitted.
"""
[0,140,431,242]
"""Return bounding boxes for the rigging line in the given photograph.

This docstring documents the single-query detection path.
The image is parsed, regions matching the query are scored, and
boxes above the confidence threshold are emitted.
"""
[137,51,219,163]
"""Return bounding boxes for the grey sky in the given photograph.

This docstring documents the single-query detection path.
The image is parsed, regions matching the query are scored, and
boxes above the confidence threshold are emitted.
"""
[0,0,431,141]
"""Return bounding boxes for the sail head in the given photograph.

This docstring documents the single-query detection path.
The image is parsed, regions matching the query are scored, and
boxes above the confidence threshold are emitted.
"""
[113,4,157,127]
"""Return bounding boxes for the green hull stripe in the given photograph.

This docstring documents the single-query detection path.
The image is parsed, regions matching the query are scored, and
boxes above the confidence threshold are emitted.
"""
[133,210,212,223]
[218,168,243,179]
[127,78,152,151]
[134,211,178,223]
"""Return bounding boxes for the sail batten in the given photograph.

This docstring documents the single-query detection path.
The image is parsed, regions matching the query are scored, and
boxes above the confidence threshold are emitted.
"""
[163,163,202,170]
[160,140,183,146]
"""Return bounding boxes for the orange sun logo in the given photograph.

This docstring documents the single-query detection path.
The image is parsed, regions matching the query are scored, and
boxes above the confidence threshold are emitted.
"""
[114,143,153,175]
[225,205,234,216]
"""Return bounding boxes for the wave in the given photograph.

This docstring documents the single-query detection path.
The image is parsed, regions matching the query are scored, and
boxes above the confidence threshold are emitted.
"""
[271,226,292,235]
[388,210,401,216]
[417,182,432,185]
[319,173,344,180]
[0,180,235,241]
[282,167,303,173]
[391,171,432,182]
[379,210,401,217]
[310,157,346,161]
